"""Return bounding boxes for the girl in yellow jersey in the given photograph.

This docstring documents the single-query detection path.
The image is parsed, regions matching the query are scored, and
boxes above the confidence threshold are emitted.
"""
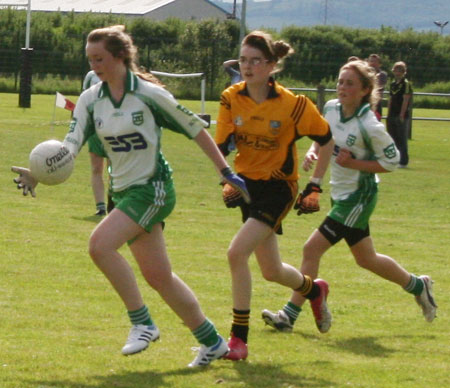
[215,30,334,360]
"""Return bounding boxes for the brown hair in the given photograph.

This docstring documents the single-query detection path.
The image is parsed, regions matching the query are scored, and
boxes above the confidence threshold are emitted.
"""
[242,30,294,73]
[340,60,379,109]
[87,25,163,86]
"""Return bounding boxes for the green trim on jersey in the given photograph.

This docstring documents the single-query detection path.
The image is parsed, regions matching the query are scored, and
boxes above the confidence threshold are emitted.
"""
[339,103,371,123]
[328,175,378,229]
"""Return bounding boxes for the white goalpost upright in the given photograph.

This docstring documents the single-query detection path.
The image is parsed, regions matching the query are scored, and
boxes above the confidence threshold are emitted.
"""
[0,0,31,48]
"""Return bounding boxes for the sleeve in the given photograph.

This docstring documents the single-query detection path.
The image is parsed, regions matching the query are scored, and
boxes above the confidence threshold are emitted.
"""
[405,80,413,95]
[294,96,331,145]
[363,116,400,171]
[215,90,236,156]
[143,84,206,140]
[82,73,90,91]
[378,71,388,88]
[62,92,95,157]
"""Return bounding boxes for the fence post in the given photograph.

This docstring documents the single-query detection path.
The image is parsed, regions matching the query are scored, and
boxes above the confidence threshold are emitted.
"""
[317,84,325,113]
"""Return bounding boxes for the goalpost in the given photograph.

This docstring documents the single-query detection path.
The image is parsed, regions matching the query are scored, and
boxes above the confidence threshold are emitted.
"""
[151,70,210,126]
[1,0,32,107]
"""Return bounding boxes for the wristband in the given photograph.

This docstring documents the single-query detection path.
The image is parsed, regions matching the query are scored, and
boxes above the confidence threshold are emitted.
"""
[220,166,233,176]
[310,177,322,185]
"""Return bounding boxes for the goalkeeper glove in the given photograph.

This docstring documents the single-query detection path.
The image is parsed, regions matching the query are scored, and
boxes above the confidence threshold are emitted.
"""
[294,182,322,215]
[11,166,38,197]
[222,183,245,208]
[220,167,251,204]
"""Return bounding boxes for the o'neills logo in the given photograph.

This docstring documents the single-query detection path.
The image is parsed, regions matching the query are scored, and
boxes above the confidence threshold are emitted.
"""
[46,147,71,167]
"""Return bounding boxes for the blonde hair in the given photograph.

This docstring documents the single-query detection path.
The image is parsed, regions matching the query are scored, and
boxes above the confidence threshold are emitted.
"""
[87,25,163,86]
[392,61,407,73]
[242,30,294,73]
[340,60,379,109]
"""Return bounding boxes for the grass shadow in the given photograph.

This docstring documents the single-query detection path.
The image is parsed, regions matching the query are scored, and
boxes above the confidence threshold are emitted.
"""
[27,360,334,388]
[329,335,396,357]
[72,215,104,224]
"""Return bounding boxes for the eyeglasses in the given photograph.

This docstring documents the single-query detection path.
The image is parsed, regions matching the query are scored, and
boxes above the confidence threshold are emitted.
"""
[238,57,269,66]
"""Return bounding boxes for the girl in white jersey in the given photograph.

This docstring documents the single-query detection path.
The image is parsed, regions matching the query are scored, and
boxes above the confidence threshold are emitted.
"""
[12,25,251,367]
[262,60,436,332]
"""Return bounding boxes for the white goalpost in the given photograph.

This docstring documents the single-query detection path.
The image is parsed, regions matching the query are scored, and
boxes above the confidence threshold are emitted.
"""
[151,70,207,117]
[0,0,31,48]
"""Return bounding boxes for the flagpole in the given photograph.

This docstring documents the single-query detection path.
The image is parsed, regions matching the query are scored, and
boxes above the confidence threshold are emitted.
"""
[51,92,57,135]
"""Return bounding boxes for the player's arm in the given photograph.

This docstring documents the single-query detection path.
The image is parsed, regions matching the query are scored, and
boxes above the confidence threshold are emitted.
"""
[335,150,389,173]
[337,120,399,173]
[295,136,333,215]
[293,98,333,215]
[194,128,250,204]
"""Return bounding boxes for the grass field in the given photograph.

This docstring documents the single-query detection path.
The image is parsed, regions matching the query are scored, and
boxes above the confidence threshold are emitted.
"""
[0,93,449,388]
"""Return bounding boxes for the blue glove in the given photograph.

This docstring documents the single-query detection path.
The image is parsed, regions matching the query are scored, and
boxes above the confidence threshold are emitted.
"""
[220,167,251,204]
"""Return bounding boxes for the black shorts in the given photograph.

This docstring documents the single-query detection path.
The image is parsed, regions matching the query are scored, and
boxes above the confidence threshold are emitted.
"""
[319,216,370,247]
[239,176,297,235]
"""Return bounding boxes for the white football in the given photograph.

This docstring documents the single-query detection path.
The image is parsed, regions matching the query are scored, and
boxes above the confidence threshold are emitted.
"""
[29,140,74,185]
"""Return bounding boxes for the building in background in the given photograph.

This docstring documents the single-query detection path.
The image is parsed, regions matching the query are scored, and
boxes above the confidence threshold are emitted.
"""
[27,0,229,21]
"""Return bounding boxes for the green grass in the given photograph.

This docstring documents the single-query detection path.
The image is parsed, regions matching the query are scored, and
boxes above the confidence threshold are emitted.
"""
[0,93,449,388]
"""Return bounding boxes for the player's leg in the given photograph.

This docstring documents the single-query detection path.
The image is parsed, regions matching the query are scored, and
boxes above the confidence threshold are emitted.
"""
[224,218,273,360]
[262,227,332,333]
[89,152,106,215]
[350,237,436,322]
[130,224,228,366]
[89,208,159,355]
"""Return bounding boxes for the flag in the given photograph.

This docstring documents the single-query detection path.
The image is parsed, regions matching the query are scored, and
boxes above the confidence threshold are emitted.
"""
[55,92,75,112]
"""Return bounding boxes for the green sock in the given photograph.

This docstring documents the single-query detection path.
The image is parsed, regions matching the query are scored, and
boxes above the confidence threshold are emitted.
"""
[127,305,153,326]
[404,274,424,296]
[283,301,302,324]
[192,319,219,347]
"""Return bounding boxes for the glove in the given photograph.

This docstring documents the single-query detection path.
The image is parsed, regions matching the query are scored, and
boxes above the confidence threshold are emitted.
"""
[220,167,251,204]
[294,182,322,215]
[11,166,38,197]
[222,183,245,208]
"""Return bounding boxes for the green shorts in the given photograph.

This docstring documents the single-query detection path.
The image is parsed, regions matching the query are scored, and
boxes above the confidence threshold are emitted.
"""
[112,178,176,234]
[88,133,107,158]
[328,184,377,230]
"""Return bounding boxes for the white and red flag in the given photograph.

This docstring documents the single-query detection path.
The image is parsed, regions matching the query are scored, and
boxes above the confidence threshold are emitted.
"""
[55,92,75,112]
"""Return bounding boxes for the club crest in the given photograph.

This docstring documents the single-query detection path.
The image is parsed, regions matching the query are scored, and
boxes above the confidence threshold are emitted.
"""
[384,143,397,159]
[269,120,281,135]
[132,111,144,126]
[346,134,356,146]
[234,116,243,126]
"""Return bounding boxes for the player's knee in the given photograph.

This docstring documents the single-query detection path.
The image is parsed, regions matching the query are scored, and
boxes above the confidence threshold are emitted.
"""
[354,254,372,270]
[261,266,282,282]
[227,245,246,269]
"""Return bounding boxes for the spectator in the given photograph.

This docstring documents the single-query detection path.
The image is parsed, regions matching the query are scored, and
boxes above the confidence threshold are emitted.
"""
[223,59,243,85]
[368,54,388,120]
[387,61,413,168]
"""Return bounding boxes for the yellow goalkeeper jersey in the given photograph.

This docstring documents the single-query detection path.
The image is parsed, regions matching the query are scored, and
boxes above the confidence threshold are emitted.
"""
[216,79,331,181]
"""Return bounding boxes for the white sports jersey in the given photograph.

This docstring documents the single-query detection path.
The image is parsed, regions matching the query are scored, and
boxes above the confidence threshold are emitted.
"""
[82,70,101,91]
[64,71,206,192]
[323,99,399,201]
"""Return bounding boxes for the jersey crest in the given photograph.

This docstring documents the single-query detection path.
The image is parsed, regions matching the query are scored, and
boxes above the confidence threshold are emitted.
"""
[383,143,397,159]
[132,111,144,126]
[346,134,357,146]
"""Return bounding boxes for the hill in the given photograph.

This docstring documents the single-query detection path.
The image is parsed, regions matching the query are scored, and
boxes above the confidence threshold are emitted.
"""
[211,0,450,34]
